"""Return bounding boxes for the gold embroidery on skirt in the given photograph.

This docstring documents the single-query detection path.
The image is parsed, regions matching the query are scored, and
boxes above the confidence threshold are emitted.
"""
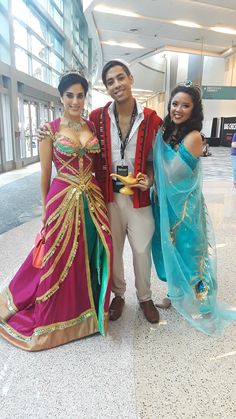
[0,288,17,321]
[36,151,110,302]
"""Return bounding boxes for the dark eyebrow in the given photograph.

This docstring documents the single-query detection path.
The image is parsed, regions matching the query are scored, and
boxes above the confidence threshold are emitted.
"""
[106,72,125,83]
[172,100,191,105]
[65,91,84,96]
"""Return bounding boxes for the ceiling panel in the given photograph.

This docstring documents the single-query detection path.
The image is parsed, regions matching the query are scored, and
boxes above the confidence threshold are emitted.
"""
[84,0,236,99]
[91,0,236,62]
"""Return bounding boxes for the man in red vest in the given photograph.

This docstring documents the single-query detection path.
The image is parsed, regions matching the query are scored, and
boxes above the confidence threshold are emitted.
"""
[90,60,162,323]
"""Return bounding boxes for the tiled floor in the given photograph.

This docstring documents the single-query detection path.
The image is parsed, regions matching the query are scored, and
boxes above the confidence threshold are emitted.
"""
[0,147,235,419]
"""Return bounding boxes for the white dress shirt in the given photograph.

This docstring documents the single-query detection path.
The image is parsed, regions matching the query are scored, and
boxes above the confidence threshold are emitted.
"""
[108,100,145,173]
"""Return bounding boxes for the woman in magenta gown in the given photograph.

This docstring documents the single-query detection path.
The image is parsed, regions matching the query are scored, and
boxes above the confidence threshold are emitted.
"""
[0,71,112,351]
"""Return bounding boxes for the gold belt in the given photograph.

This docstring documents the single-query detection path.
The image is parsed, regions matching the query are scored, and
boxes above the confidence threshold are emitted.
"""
[56,173,92,191]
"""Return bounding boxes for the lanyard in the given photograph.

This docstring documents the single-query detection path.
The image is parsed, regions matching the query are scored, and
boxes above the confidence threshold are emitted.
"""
[114,102,137,161]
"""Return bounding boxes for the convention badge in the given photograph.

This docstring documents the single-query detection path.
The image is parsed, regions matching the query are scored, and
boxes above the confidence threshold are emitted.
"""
[116,165,128,185]
[117,165,128,176]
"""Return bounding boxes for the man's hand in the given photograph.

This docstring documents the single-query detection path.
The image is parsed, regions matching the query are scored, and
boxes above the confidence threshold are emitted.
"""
[37,125,49,142]
[130,173,153,192]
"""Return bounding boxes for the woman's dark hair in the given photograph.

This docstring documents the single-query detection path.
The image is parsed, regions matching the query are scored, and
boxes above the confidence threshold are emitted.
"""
[58,72,88,97]
[102,60,131,86]
[163,84,203,146]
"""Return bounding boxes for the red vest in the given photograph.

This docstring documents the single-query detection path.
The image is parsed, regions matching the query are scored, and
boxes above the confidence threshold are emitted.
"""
[90,102,162,208]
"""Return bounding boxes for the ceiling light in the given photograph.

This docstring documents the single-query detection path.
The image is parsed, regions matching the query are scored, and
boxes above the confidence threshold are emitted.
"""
[102,40,144,49]
[210,27,236,35]
[132,88,154,93]
[172,20,201,28]
[94,5,140,18]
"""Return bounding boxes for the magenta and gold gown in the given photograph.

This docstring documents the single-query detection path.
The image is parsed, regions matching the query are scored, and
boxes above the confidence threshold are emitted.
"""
[0,118,112,351]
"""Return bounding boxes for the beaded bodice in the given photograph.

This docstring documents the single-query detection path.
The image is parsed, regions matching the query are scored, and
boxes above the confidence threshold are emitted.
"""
[50,123,100,186]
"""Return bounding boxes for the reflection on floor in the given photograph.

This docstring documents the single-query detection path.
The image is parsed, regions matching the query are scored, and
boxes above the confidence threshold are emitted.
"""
[0,147,235,419]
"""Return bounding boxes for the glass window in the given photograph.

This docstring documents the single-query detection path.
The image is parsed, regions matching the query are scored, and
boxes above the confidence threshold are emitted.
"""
[39,103,48,126]
[74,29,80,45]
[0,6,10,64]
[11,0,29,23]
[30,103,39,157]
[21,101,39,158]
[49,3,63,29]
[51,70,60,88]
[31,35,48,63]
[27,11,47,41]
[18,97,26,158]
[49,30,63,55]
[48,108,54,121]
[49,51,63,72]
[53,8,63,28]
[36,0,47,9]
[73,40,78,56]
[0,44,10,65]
[32,58,48,82]
[23,101,31,158]
[1,94,13,162]
[13,20,28,50]
[72,54,80,68]
[15,47,29,74]
[0,7,9,40]
[53,0,63,12]
[44,105,49,123]
[1,0,9,9]
[83,37,88,67]
[12,2,47,41]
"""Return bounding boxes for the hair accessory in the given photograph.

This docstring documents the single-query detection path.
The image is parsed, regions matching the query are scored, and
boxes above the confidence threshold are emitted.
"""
[178,80,202,97]
[59,68,85,81]
[184,79,193,87]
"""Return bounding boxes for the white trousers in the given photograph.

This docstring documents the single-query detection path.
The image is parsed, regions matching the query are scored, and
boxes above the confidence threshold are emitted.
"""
[108,193,155,302]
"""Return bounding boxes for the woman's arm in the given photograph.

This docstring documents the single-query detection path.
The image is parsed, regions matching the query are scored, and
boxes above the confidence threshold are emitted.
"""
[183,130,203,157]
[39,135,53,224]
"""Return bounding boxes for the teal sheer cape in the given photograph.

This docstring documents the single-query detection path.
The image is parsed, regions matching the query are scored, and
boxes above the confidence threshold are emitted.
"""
[151,129,236,336]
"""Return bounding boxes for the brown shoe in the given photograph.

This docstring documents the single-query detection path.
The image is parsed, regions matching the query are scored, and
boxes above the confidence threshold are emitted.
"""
[140,300,160,324]
[109,296,125,321]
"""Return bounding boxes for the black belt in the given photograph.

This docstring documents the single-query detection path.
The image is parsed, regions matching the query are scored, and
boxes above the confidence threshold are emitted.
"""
[112,179,122,193]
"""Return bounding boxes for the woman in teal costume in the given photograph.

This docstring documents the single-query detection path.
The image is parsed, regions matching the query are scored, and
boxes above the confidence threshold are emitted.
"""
[151,82,236,336]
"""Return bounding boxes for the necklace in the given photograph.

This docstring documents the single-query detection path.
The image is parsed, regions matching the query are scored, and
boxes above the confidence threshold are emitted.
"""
[61,117,86,132]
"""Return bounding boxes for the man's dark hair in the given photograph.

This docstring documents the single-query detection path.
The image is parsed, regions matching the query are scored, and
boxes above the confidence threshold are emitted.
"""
[102,60,131,86]
[163,84,203,145]
[58,73,88,97]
